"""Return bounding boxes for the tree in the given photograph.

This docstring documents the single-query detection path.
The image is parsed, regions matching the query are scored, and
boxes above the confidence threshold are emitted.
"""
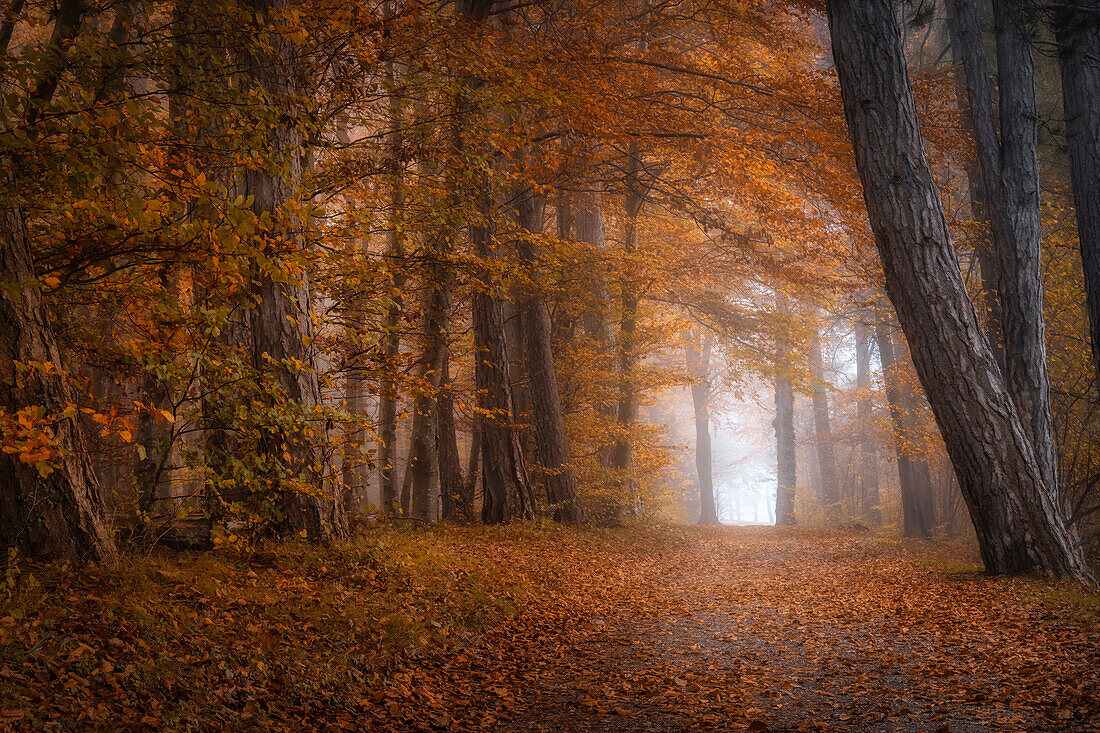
[685,332,718,525]
[944,0,1059,499]
[1053,0,1100,392]
[826,0,1091,580]
[874,308,935,539]
[809,331,841,522]
[855,317,881,523]
[0,0,117,563]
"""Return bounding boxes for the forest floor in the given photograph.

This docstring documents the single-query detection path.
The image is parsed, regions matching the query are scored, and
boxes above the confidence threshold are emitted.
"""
[1,524,1099,732]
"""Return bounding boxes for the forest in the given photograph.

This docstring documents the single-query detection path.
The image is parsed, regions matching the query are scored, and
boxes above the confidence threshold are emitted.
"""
[1,0,1100,729]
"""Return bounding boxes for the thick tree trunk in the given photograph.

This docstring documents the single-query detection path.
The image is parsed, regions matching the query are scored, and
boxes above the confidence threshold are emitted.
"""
[809,333,841,522]
[874,310,935,539]
[855,318,881,524]
[473,192,534,524]
[0,199,117,563]
[827,0,1090,581]
[244,0,345,541]
[514,189,586,524]
[1054,0,1100,392]
[686,333,718,525]
[945,0,1060,500]
[0,0,116,563]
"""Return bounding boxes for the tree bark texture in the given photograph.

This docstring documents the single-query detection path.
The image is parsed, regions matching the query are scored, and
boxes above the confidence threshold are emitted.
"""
[1054,0,1100,393]
[827,0,1089,580]
[243,0,345,541]
[945,0,1060,500]
[774,372,797,527]
[514,189,586,524]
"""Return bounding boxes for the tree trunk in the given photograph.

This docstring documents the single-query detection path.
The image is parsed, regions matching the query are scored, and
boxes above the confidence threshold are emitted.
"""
[874,309,935,539]
[437,350,466,520]
[473,192,534,524]
[945,0,1060,500]
[612,149,644,514]
[243,0,345,541]
[855,318,881,524]
[575,182,617,468]
[0,0,116,563]
[809,332,841,522]
[943,0,1004,364]
[827,0,1090,581]
[377,0,406,516]
[401,242,451,522]
[1054,0,1100,393]
[514,188,586,524]
[686,332,718,525]
[774,372,797,526]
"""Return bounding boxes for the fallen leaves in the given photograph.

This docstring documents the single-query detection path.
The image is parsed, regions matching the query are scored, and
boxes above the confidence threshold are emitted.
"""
[1,525,1098,731]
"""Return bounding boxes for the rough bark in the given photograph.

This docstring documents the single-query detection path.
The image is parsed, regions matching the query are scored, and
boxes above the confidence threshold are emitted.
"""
[243,0,345,541]
[686,333,718,525]
[827,0,1090,581]
[1054,0,1100,392]
[473,193,533,524]
[514,188,586,524]
[809,333,841,522]
[874,310,935,539]
[0,0,117,563]
[855,318,882,524]
[945,0,1060,500]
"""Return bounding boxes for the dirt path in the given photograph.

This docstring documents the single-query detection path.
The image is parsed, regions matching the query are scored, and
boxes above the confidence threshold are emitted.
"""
[454,527,1100,733]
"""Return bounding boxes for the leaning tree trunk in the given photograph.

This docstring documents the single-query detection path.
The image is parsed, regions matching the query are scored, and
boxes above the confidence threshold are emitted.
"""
[827,0,1090,581]
[0,0,116,563]
[1054,0,1100,393]
[243,0,345,541]
[945,0,1060,500]
[514,188,586,524]
[809,332,841,522]
[686,332,718,525]
[855,317,881,524]
[874,309,935,539]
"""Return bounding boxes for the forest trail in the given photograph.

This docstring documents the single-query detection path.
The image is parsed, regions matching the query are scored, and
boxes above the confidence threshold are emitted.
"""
[406,527,1100,733]
[3,526,1099,731]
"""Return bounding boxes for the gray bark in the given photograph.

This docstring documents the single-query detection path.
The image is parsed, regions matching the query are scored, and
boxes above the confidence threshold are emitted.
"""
[809,332,841,522]
[827,0,1090,580]
[945,0,1060,500]
[1054,0,1100,392]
